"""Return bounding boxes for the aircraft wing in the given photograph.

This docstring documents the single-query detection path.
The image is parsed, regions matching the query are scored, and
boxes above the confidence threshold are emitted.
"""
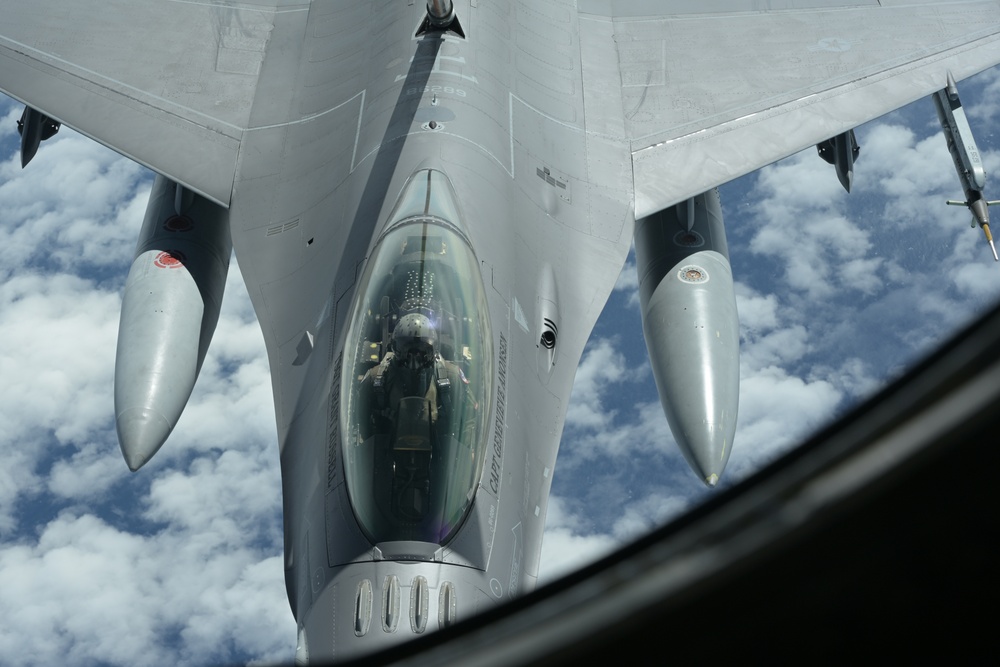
[577,0,1000,218]
[0,0,291,207]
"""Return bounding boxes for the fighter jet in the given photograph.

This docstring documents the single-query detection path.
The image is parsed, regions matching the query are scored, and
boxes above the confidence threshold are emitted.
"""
[3,0,1000,661]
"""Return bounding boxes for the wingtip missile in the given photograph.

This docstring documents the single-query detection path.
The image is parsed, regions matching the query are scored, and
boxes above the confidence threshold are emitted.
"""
[934,72,986,192]
[935,74,999,262]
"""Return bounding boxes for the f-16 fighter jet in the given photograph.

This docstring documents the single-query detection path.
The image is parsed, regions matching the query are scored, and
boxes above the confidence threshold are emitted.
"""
[4,0,1000,661]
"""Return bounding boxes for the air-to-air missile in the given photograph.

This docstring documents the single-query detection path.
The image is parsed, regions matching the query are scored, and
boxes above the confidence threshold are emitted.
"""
[114,175,231,470]
[634,190,740,487]
[933,72,1000,261]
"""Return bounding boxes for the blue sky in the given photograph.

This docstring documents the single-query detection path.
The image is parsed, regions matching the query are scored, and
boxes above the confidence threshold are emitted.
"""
[3,65,1000,665]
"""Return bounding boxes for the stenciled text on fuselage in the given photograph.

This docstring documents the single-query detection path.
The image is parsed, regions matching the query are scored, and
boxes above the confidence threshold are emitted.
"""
[489,332,508,495]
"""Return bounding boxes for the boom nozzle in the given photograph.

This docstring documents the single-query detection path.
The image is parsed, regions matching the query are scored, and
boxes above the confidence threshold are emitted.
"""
[426,0,455,28]
[418,0,464,37]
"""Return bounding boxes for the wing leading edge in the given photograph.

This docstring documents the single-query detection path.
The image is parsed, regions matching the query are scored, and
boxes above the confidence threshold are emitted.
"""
[7,1,1000,213]
[578,0,1000,217]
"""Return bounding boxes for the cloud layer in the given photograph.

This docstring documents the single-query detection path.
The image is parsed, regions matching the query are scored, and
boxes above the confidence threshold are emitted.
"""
[0,103,295,666]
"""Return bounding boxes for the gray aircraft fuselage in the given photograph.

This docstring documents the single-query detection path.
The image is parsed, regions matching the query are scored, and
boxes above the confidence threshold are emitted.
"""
[231,2,631,660]
[92,0,733,661]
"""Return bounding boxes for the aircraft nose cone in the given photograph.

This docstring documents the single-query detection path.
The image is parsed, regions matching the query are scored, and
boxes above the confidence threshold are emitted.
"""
[673,420,734,488]
[116,408,173,471]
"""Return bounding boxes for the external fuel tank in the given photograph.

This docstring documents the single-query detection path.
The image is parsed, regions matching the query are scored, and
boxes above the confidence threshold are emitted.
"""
[635,189,739,486]
[115,175,231,470]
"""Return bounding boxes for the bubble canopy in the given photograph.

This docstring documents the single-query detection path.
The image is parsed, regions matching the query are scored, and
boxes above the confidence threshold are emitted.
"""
[341,170,493,546]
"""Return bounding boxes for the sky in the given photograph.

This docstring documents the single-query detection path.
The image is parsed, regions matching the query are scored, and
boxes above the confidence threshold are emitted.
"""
[3,66,1000,666]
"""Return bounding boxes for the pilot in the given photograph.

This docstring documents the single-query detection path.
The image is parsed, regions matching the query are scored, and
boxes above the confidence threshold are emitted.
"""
[358,313,476,443]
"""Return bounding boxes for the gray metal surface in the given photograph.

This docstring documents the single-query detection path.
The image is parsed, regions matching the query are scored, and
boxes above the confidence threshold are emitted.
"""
[577,0,1000,216]
[4,0,1000,661]
[0,0,290,205]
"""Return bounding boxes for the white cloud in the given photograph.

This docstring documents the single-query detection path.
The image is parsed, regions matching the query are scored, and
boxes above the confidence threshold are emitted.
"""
[862,124,953,205]
[735,283,779,335]
[952,260,1000,300]
[537,527,617,584]
[838,256,884,295]
[0,110,293,665]
[610,492,690,542]
[613,252,638,295]
[0,131,148,275]
[816,357,881,401]
[538,488,692,585]
[564,337,634,432]
[0,271,123,530]
[47,440,128,501]
[537,496,617,583]
[747,169,877,300]
[742,323,810,370]
[728,367,842,477]
[0,512,294,666]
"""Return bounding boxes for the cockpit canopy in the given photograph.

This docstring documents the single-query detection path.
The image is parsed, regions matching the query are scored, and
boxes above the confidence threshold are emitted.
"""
[341,170,492,546]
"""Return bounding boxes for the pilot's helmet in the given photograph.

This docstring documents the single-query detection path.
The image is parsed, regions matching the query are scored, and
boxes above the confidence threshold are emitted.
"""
[392,313,437,370]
